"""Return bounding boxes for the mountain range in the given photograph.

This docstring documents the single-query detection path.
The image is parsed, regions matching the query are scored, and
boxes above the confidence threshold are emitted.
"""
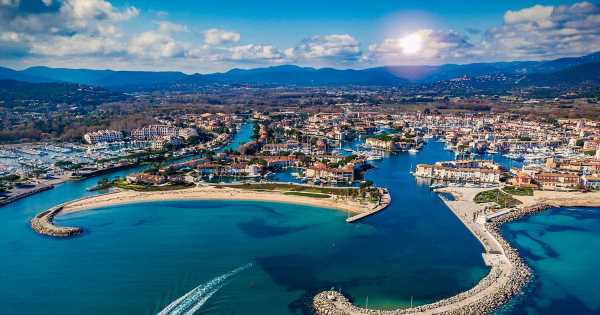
[1,52,599,90]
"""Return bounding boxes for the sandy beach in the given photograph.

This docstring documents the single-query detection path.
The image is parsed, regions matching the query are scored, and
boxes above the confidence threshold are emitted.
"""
[513,190,600,208]
[60,185,371,215]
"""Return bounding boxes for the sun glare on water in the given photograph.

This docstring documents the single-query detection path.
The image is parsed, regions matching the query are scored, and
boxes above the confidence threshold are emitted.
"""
[399,32,424,55]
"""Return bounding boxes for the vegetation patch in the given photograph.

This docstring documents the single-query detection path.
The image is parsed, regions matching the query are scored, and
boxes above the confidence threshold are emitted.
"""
[502,186,534,196]
[112,179,194,192]
[283,191,331,198]
[474,189,522,208]
[221,183,381,201]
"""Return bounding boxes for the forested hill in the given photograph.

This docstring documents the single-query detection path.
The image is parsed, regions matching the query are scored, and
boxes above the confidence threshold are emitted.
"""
[0,79,127,112]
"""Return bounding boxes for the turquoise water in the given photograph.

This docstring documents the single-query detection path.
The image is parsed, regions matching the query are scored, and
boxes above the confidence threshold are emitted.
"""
[0,140,491,314]
[499,207,600,315]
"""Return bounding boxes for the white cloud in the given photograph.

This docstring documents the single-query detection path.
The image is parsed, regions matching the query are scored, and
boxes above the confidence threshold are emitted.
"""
[203,28,240,45]
[289,34,361,63]
[367,29,472,64]
[226,44,284,61]
[504,5,554,25]
[128,30,185,59]
[2,1,600,72]
[157,21,188,33]
[484,1,600,60]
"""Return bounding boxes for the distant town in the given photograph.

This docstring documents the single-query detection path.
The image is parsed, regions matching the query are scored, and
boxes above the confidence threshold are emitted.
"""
[1,100,599,206]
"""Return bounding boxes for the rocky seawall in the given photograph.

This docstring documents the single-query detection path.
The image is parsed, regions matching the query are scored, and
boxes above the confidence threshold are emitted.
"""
[30,205,82,237]
[312,205,546,315]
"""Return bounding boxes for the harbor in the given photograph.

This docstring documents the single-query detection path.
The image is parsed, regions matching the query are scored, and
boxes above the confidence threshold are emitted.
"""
[2,139,593,314]
[313,185,600,315]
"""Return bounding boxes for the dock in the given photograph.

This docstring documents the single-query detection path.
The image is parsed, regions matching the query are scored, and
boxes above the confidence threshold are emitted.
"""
[0,183,54,206]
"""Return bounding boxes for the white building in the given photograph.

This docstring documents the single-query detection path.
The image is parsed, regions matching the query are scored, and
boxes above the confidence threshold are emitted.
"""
[415,160,502,184]
[83,130,123,144]
[131,125,198,141]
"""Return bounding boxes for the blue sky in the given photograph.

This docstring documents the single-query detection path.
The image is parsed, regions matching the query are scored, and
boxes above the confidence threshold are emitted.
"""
[1,0,599,73]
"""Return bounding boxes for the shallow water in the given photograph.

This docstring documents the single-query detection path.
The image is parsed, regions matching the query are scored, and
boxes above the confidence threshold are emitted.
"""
[499,207,600,315]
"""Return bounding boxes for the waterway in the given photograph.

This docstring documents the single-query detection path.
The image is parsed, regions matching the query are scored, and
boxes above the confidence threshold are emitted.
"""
[0,134,593,315]
[220,121,254,152]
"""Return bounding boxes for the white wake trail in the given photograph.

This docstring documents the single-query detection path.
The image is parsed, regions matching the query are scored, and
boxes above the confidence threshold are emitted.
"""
[158,263,253,315]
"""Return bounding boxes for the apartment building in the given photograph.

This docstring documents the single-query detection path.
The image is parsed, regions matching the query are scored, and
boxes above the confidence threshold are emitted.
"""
[83,130,123,144]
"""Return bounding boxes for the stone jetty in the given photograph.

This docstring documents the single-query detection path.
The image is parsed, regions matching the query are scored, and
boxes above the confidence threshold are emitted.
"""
[30,205,82,237]
[313,187,536,315]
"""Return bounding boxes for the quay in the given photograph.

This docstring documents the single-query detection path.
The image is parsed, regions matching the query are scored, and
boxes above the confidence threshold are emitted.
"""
[0,183,54,206]
[346,188,391,223]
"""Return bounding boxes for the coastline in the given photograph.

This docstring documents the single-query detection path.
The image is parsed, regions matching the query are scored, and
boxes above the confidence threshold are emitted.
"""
[29,174,600,313]
[312,188,600,315]
[0,163,137,207]
[60,185,371,214]
[31,184,382,237]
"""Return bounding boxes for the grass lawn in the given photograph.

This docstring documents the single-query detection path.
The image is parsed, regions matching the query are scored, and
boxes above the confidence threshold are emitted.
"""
[113,180,194,192]
[283,191,331,198]
[502,185,534,196]
[222,183,357,195]
[474,189,522,208]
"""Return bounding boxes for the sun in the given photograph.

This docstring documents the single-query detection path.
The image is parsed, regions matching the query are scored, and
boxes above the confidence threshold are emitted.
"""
[399,32,424,55]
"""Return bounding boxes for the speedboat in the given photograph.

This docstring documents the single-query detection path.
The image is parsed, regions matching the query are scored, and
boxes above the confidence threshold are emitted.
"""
[408,148,418,154]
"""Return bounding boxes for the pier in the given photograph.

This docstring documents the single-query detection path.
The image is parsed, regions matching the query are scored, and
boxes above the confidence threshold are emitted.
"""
[346,188,391,223]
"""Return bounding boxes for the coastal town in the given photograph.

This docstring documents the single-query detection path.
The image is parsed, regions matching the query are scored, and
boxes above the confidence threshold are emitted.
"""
[20,106,600,315]
[3,108,599,204]
[5,1,600,315]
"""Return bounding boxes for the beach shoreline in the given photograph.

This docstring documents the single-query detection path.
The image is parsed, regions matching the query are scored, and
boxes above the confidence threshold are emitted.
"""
[60,185,371,215]
[31,184,382,237]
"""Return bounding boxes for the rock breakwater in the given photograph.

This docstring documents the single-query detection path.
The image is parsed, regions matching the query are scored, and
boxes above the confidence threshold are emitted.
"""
[312,203,545,314]
[30,205,82,237]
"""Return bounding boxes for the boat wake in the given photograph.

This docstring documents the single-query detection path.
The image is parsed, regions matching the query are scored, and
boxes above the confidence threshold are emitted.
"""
[158,263,253,315]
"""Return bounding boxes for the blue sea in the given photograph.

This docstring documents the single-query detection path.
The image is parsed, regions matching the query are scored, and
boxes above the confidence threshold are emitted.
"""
[0,136,597,314]
[498,207,600,315]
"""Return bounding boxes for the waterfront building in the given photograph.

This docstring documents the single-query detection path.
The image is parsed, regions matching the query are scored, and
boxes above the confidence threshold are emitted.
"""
[305,162,355,182]
[126,173,166,185]
[261,141,301,154]
[131,125,198,141]
[414,160,502,184]
[582,175,600,190]
[365,137,411,152]
[534,172,581,191]
[83,130,123,144]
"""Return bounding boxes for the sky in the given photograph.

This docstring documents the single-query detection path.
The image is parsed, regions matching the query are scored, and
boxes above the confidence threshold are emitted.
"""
[1,0,600,73]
